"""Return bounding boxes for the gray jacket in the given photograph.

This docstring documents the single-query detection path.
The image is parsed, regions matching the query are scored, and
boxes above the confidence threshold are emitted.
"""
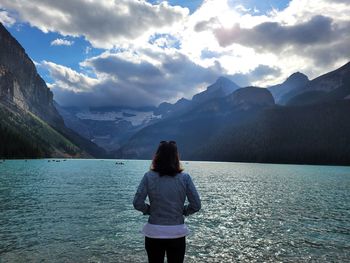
[133,171,201,225]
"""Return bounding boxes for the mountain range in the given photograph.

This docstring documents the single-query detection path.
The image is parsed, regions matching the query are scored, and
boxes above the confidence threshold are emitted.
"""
[55,73,242,151]
[113,62,350,165]
[1,22,350,164]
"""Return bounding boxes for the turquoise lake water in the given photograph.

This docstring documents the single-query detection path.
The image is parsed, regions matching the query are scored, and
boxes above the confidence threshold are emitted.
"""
[0,159,349,262]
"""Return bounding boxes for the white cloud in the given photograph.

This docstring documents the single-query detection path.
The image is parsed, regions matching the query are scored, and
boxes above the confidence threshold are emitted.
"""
[181,0,350,84]
[42,60,99,92]
[0,9,15,26]
[1,0,188,49]
[50,38,74,46]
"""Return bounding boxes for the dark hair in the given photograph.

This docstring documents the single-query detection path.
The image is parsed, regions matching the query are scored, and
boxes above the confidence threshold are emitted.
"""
[151,141,183,176]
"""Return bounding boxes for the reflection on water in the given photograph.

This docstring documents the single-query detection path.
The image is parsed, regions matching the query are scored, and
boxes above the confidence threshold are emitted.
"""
[0,160,349,262]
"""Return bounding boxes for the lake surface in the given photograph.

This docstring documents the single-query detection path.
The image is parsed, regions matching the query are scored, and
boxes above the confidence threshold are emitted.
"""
[0,160,349,262]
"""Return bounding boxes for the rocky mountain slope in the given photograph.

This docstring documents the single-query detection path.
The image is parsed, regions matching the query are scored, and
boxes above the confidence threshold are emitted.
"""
[0,23,106,158]
[192,76,240,104]
[285,62,350,106]
[268,72,309,104]
[114,86,275,159]
[0,23,62,126]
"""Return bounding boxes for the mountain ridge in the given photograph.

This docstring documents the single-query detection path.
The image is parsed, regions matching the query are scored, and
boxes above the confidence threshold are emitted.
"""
[268,72,309,104]
[154,76,240,119]
[115,61,350,165]
[279,61,350,104]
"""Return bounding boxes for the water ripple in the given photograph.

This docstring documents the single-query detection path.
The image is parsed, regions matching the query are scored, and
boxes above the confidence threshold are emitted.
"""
[0,160,350,262]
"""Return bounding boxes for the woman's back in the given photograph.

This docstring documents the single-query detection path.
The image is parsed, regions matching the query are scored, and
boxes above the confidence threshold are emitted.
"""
[135,171,200,225]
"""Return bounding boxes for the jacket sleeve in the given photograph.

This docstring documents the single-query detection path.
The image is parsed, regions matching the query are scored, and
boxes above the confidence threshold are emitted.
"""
[133,173,150,215]
[183,174,201,216]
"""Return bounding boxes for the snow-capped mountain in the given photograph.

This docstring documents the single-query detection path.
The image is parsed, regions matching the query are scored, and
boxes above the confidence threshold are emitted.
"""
[56,105,160,152]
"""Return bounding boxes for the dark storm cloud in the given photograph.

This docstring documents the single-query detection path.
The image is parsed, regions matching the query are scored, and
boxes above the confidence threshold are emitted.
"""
[231,65,282,87]
[52,79,160,108]
[214,15,339,51]
[194,17,218,32]
[90,55,163,81]
[161,53,223,85]
[90,51,223,95]
[48,51,226,108]
[299,35,350,68]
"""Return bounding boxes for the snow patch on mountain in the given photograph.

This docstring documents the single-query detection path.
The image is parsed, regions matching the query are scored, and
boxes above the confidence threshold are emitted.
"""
[76,109,160,126]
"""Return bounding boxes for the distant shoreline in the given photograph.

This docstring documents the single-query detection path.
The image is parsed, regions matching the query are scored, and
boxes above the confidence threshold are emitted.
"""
[1,158,350,167]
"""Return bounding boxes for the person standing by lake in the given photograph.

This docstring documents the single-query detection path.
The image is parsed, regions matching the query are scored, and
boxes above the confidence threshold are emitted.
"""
[133,141,201,263]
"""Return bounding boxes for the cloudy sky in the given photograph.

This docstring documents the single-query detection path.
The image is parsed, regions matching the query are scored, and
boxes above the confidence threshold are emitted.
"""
[1,0,349,108]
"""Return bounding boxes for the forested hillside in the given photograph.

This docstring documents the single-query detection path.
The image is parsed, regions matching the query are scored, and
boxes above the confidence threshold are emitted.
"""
[0,103,82,158]
[194,100,350,165]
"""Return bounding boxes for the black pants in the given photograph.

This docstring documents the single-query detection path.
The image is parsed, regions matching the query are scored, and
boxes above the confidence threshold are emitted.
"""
[145,236,186,263]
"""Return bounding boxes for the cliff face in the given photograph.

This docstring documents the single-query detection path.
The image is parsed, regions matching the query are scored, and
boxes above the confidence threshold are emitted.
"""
[0,66,28,110]
[0,23,107,158]
[0,23,63,126]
